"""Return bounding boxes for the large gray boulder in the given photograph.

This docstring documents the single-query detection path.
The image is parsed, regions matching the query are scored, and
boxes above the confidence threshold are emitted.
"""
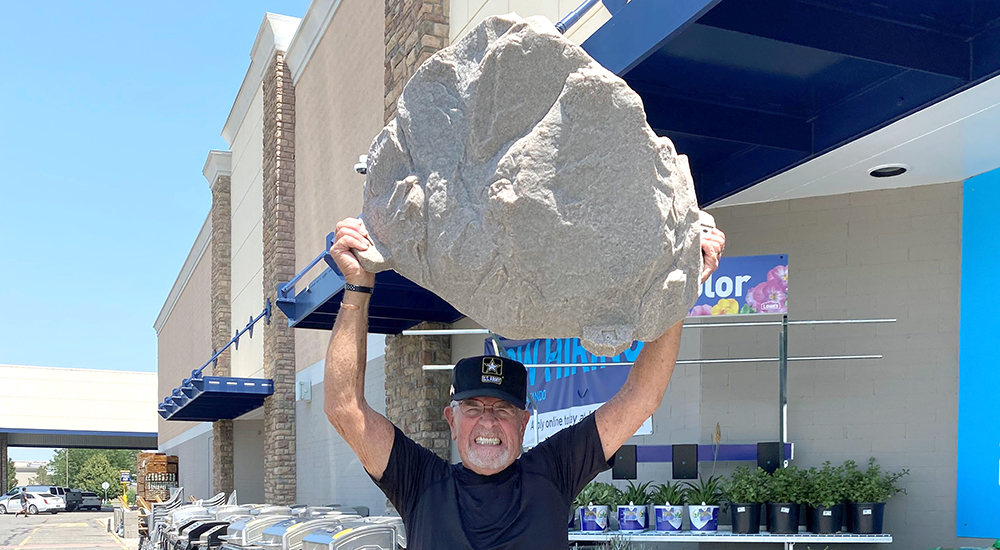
[357,13,702,356]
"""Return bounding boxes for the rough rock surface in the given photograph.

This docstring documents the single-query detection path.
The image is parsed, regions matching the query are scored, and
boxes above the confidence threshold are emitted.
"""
[358,13,702,356]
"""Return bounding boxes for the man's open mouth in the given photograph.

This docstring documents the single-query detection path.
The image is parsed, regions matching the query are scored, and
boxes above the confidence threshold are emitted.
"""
[474,436,501,445]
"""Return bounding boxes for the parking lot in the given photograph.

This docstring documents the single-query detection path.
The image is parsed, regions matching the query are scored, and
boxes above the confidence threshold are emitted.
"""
[0,511,135,550]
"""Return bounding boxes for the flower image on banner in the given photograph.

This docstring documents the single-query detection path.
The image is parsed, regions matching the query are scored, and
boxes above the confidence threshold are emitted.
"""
[688,255,788,316]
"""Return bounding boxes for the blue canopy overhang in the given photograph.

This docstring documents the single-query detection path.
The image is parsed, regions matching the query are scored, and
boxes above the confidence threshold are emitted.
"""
[1,428,159,449]
[160,303,276,422]
[276,233,463,332]
[581,0,1000,205]
[158,375,274,422]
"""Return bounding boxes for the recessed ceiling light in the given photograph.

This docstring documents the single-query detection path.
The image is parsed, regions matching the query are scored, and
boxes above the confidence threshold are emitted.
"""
[868,164,908,178]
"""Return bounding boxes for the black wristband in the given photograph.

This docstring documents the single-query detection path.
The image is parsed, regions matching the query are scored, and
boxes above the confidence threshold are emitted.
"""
[344,283,374,294]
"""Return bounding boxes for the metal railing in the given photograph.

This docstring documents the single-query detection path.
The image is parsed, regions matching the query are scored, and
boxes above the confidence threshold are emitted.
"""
[555,0,604,34]
[158,300,273,414]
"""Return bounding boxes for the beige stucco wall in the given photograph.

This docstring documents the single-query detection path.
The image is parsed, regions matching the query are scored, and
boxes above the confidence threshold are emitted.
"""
[230,84,266,379]
[292,0,385,371]
[452,0,611,43]
[156,243,213,445]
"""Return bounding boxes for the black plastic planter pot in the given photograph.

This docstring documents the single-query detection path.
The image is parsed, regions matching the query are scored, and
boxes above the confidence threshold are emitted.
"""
[767,503,800,534]
[731,503,761,534]
[809,503,844,534]
[849,502,885,534]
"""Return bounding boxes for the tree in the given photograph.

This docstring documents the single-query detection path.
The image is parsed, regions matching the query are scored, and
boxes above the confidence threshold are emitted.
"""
[74,454,122,499]
[5,458,14,491]
[29,464,54,485]
[48,449,136,489]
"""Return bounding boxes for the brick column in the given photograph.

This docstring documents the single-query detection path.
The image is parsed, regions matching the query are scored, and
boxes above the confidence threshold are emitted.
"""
[206,153,235,496]
[1,433,8,491]
[384,0,449,123]
[384,323,453,459]
[262,50,297,504]
[383,0,453,458]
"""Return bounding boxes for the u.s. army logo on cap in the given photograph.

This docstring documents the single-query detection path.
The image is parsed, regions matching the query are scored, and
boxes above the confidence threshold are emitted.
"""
[482,357,503,376]
[482,357,503,385]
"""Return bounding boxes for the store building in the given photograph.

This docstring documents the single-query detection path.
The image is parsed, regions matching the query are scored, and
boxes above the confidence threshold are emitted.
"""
[156,0,999,546]
[13,461,48,487]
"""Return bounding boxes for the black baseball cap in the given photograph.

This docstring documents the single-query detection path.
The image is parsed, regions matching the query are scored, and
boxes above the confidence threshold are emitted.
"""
[450,355,527,409]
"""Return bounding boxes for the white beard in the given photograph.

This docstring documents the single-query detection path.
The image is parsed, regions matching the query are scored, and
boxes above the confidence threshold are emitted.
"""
[465,442,512,472]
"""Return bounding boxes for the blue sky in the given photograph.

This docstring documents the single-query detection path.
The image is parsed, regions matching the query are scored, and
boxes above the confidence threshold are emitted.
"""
[1,1,311,461]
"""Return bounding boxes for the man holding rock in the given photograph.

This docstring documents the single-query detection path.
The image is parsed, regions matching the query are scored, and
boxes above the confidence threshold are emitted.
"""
[325,216,725,549]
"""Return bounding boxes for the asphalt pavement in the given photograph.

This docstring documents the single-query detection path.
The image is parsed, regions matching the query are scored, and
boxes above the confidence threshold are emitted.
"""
[0,511,138,550]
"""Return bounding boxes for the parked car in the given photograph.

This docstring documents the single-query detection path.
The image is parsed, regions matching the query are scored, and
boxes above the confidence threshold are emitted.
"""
[79,491,103,511]
[24,485,68,511]
[10,486,66,512]
[0,491,63,514]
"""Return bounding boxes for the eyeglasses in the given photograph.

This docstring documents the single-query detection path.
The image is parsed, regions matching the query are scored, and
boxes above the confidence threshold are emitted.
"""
[456,399,520,420]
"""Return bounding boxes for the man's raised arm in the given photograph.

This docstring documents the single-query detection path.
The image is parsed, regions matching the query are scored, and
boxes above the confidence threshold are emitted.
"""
[594,226,725,460]
[324,218,396,480]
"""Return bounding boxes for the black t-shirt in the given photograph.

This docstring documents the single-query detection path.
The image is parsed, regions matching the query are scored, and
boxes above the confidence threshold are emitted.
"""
[372,413,610,550]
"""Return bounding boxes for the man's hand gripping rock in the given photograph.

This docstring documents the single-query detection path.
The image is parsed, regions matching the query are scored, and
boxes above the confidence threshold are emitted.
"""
[330,218,376,287]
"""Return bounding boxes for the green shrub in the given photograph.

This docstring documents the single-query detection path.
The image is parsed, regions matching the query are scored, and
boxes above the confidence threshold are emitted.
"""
[805,461,846,508]
[768,466,808,504]
[724,466,770,504]
[844,457,908,503]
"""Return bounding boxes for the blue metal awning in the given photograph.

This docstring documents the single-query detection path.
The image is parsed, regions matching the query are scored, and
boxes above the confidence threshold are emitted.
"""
[276,233,464,333]
[160,302,275,422]
[581,0,1000,205]
[158,375,274,422]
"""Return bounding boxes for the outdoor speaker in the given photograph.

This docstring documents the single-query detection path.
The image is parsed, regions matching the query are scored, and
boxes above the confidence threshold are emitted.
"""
[672,444,698,479]
[611,445,637,479]
[758,442,782,474]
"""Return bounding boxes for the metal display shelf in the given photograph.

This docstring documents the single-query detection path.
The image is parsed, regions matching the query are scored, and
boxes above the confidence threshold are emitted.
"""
[569,529,892,550]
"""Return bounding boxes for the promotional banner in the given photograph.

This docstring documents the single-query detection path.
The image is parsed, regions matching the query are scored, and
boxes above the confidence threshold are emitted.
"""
[491,254,788,447]
[493,337,650,448]
[689,254,788,317]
